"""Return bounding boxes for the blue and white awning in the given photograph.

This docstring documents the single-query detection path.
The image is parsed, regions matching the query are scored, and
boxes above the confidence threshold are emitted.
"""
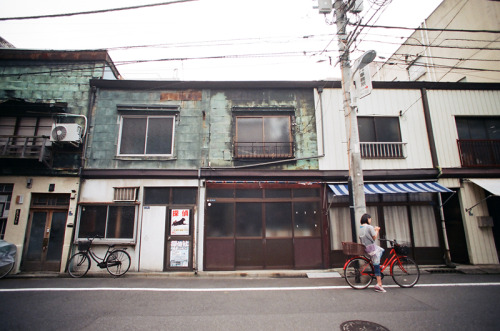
[328,182,452,196]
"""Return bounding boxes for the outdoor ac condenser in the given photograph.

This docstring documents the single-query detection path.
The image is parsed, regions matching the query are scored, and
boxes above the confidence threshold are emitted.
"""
[50,123,82,143]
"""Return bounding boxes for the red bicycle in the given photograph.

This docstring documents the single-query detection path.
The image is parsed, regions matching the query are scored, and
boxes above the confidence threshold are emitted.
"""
[342,239,420,289]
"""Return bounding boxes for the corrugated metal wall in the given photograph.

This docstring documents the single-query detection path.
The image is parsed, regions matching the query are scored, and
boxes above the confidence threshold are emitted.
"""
[459,181,499,264]
[316,88,434,170]
[427,89,500,168]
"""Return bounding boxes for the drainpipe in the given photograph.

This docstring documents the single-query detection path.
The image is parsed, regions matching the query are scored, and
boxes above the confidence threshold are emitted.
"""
[195,168,202,274]
[438,193,455,268]
[317,86,326,157]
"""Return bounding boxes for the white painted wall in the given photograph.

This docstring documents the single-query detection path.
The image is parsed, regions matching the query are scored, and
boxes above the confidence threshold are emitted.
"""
[427,89,500,168]
[316,88,434,171]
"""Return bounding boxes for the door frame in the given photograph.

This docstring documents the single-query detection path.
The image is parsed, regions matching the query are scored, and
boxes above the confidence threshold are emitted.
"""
[21,194,69,272]
[164,206,194,271]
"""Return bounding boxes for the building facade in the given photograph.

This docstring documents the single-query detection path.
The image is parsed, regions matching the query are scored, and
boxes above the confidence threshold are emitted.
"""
[376,0,500,83]
[0,49,120,273]
[2,49,498,275]
[79,80,327,273]
[318,81,500,266]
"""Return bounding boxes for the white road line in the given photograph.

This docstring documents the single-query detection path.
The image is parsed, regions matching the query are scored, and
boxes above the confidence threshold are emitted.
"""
[1,283,500,293]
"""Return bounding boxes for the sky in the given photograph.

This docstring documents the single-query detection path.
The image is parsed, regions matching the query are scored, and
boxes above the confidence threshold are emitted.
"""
[0,0,443,80]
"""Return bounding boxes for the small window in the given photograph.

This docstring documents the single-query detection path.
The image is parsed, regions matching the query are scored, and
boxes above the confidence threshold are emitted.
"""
[358,117,405,159]
[114,187,139,202]
[118,115,174,156]
[234,115,293,159]
[78,204,136,240]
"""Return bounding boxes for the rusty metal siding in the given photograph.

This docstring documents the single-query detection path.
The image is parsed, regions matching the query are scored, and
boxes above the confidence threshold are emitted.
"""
[87,87,318,171]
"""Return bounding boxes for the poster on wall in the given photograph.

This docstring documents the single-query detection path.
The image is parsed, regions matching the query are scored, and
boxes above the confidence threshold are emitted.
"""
[170,240,190,267]
[170,209,190,236]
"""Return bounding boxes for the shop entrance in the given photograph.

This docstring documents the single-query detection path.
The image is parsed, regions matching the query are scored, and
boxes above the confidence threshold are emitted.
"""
[22,194,69,272]
[165,208,193,271]
[204,183,325,270]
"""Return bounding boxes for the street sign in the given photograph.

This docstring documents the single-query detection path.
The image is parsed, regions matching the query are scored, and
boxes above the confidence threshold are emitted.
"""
[353,65,373,99]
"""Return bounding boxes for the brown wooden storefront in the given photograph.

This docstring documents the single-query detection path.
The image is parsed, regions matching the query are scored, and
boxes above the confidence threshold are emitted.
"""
[204,182,329,270]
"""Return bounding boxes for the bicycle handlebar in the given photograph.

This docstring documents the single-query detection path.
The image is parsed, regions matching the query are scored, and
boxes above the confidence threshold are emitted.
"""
[87,235,103,242]
[379,238,400,246]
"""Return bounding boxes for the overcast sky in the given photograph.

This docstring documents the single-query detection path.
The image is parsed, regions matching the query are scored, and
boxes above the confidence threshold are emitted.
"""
[0,0,442,80]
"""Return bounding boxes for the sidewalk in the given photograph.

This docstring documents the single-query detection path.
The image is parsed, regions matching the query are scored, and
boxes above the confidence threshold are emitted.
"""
[7,264,500,279]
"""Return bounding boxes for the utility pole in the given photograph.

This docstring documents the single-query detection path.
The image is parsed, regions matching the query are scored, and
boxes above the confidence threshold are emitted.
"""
[318,0,368,241]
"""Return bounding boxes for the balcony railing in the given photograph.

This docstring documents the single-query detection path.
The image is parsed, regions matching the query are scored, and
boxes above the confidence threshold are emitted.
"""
[457,139,500,167]
[0,135,52,166]
[360,142,407,159]
[234,142,294,159]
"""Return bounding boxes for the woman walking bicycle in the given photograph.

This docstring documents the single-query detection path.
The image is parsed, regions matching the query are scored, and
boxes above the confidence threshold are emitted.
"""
[359,213,386,292]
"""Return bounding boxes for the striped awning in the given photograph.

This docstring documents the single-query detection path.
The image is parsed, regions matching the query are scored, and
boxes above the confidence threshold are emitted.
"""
[328,182,452,196]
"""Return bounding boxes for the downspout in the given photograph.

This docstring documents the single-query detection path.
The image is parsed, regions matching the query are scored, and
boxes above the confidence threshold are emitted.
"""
[420,88,438,168]
[65,85,97,271]
[195,167,202,274]
[317,86,326,157]
[421,87,454,267]
[438,193,456,268]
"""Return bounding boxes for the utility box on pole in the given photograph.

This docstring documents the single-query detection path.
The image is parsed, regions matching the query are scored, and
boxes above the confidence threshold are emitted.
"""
[318,0,333,14]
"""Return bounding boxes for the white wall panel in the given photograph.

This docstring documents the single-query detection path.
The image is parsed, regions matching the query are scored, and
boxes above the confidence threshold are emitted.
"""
[427,90,500,168]
[317,88,434,170]
[459,182,499,264]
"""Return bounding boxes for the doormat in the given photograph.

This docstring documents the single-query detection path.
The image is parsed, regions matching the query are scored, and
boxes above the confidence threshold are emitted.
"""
[306,271,341,278]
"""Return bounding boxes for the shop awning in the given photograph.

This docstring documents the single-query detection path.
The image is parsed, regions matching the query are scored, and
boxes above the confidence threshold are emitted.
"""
[469,178,500,196]
[328,182,452,196]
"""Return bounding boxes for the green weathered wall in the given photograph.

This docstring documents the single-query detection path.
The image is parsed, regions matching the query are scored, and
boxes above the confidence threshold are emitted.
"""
[0,62,104,116]
[87,87,319,170]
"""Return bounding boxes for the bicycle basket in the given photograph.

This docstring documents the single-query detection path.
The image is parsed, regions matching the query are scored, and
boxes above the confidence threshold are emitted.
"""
[342,242,366,255]
[78,241,91,251]
[394,243,410,255]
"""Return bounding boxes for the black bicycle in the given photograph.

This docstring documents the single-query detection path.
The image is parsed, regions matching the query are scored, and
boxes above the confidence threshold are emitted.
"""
[67,236,131,278]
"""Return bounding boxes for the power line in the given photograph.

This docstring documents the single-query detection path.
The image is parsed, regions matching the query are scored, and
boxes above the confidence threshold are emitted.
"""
[349,23,500,34]
[0,0,198,21]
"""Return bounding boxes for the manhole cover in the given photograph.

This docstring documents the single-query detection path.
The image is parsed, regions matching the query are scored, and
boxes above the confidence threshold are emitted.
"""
[340,320,390,331]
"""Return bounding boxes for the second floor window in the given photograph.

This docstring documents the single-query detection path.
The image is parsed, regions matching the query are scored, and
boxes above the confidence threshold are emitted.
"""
[234,115,293,159]
[358,116,405,159]
[118,115,174,156]
[456,117,500,167]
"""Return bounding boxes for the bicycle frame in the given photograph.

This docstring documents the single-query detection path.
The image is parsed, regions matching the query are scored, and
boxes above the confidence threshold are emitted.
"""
[343,245,404,277]
[85,245,116,268]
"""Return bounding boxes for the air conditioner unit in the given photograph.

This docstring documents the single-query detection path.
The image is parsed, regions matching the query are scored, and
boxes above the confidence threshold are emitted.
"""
[50,123,82,143]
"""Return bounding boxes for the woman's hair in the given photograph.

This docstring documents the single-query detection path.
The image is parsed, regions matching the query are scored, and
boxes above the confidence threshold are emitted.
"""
[360,213,371,224]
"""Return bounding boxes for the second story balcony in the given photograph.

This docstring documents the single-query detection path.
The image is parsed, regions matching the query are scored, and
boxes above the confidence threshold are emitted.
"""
[234,142,294,159]
[0,135,52,167]
[360,142,407,159]
[457,139,500,167]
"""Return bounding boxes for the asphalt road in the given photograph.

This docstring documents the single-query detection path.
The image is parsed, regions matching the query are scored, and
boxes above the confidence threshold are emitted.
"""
[1,273,500,331]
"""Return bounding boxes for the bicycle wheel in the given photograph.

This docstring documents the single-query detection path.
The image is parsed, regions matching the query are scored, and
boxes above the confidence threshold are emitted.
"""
[106,249,131,277]
[68,252,90,278]
[344,257,374,289]
[391,257,420,288]
[0,261,15,279]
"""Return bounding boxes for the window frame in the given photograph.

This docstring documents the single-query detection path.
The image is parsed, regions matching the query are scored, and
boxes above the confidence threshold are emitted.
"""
[76,203,138,243]
[117,114,176,157]
[233,113,294,159]
[358,116,402,143]
[357,116,405,159]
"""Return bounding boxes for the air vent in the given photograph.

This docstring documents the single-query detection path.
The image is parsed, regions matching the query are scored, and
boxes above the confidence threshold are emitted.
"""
[114,187,139,202]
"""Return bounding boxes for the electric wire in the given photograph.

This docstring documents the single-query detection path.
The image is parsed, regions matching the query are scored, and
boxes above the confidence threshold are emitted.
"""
[0,0,199,21]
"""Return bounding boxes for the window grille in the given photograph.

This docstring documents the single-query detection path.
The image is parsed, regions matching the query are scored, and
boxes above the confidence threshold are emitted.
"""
[114,187,139,202]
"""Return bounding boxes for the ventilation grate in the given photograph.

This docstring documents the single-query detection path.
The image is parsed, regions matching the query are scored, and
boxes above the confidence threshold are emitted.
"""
[114,187,138,202]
